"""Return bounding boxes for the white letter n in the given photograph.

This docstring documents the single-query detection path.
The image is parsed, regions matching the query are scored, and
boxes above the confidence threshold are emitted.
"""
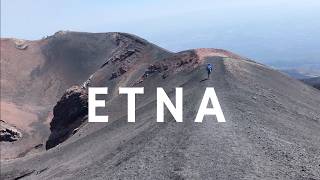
[157,87,183,122]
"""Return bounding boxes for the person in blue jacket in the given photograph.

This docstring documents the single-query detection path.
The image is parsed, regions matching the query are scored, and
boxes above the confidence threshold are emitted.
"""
[207,63,213,79]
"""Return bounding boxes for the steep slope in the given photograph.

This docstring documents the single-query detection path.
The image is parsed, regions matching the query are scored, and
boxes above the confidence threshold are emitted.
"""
[1,43,320,180]
[0,32,171,159]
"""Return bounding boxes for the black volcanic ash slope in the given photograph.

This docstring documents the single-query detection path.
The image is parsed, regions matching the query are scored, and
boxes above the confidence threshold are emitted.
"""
[0,31,171,159]
[1,33,320,180]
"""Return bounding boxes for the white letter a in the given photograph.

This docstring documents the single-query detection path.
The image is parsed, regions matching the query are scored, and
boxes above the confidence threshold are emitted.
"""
[195,87,226,122]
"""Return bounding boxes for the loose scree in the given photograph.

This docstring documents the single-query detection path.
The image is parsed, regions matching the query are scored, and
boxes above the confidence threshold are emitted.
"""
[88,87,226,123]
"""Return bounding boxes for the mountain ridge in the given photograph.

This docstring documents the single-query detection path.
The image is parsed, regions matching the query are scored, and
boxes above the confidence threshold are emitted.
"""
[1,32,320,180]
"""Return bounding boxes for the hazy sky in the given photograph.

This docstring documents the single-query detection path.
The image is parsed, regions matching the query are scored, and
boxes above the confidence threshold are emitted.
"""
[1,0,320,68]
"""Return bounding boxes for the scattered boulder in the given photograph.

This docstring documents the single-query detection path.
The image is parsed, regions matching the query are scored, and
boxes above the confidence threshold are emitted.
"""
[0,120,22,142]
[110,49,136,63]
[110,72,119,80]
[14,39,28,50]
[109,66,129,80]
[46,86,88,149]
[54,30,69,37]
[144,64,166,77]
[119,66,128,74]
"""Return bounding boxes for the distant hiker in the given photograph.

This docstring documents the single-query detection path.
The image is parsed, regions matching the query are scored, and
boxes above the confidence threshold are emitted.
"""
[207,63,213,79]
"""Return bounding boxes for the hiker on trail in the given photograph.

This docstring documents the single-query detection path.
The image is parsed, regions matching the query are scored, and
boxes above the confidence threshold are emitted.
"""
[207,63,213,79]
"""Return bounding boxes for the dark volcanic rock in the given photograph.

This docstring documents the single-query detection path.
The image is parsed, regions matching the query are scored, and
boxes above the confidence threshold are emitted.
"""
[46,86,88,149]
[0,120,22,142]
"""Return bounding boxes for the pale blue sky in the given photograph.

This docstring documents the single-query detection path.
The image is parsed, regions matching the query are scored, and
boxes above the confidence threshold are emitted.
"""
[1,0,320,68]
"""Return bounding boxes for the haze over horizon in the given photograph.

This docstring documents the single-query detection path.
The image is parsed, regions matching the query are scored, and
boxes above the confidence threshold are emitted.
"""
[1,0,320,69]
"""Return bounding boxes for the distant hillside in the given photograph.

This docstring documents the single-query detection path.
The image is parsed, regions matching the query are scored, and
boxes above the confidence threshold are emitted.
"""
[281,68,320,79]
[302,77,320,90]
